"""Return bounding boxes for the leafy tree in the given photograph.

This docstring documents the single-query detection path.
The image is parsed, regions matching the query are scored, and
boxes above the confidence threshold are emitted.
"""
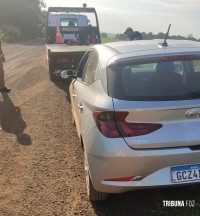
[0,0,46,40]
[114,31,199,41]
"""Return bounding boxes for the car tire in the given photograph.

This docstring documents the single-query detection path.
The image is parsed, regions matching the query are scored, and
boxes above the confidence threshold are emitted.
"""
[84,151,108,202]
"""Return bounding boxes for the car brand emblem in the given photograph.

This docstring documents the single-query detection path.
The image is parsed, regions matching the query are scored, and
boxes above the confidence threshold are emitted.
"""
[185,108,200,118]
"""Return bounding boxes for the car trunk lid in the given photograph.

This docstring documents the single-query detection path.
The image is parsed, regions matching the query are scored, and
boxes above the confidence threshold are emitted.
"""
[113,99,200,149]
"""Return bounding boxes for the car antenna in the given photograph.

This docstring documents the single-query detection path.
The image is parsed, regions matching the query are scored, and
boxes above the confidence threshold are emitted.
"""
[159,24,171,47]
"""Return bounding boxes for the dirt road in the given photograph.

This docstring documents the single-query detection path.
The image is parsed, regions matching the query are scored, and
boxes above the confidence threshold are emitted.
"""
[1,40,200,216]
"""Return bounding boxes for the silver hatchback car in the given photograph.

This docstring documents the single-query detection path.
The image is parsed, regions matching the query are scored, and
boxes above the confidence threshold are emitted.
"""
[65,39,200,201]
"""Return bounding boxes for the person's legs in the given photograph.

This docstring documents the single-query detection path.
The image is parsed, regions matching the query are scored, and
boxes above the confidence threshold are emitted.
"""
[0,60,10,92]
[0,60,5,89]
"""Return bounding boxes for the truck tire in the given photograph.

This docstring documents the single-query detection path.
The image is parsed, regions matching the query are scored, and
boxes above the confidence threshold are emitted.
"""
[49,63,57,81]
[84,151,108,202]
[49,63,55,81]
[48,55,59,81]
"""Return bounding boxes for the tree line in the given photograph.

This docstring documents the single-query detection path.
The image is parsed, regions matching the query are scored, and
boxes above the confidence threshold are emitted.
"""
[0,0,46,41]
[102,32,199,42]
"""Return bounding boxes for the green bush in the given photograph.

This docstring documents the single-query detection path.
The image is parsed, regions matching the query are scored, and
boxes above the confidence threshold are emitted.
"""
[0,25,21,42]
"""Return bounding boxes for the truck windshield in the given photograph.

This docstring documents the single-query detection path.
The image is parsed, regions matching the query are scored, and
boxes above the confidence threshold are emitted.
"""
[60,18,78,27]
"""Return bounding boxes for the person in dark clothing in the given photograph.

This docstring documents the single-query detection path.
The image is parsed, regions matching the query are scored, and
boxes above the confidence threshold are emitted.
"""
[0,41,11,92]
[124,27,143,40]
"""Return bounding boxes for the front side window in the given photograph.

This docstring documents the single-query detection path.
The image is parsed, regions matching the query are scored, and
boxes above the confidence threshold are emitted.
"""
[83,51,99,85]
[107,59,200,101]
[76,51,91,78]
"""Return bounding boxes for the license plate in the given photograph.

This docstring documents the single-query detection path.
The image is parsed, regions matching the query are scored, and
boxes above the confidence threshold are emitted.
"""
[171,164,200,183]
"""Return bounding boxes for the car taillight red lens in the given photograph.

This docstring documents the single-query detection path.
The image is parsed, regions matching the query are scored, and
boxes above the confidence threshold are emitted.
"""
[117,122,162,137]
[93,111,162,138]
[93,111,121,138]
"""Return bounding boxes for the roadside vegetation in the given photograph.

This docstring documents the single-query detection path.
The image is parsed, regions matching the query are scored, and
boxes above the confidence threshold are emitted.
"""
[101,37,120,43]
[0,0,46,41]
[101,32,200,42]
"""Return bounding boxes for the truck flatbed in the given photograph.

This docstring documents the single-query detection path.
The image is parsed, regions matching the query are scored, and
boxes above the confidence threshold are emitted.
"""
[46,44,91,53]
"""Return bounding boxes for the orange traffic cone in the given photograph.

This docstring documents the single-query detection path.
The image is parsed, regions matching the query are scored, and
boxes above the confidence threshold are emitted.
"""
[55,26,62,44]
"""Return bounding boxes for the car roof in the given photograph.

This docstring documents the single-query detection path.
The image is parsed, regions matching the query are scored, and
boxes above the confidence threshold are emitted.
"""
[102,39,200,54]
[94,39,200,66]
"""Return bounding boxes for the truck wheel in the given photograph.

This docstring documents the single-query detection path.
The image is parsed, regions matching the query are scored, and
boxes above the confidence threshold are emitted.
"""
[48,54,56,81]
[84,151,108,202]
[49,65,56,81]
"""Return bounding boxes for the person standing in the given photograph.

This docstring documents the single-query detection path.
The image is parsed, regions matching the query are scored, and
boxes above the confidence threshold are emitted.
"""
[0,40,11,92]
[124,27,143,40]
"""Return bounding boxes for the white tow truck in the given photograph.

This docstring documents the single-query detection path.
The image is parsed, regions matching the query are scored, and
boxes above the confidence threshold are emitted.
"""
[46,5,101,80]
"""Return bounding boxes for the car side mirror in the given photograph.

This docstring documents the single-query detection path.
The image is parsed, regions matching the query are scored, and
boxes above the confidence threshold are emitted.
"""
[60,70,76,79]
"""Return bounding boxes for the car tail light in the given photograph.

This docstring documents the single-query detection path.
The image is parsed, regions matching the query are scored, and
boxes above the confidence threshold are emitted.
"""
[93,111,121,138]
[93,111,162,138]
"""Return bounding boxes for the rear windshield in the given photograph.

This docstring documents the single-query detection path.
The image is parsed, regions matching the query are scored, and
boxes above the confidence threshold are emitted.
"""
[107,59,200,101]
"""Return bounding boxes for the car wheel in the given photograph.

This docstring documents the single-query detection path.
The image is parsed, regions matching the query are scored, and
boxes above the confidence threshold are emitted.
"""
[84,151,108,202]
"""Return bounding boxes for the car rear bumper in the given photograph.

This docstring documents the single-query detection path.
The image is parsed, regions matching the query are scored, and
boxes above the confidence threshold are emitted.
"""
[87,147,200,193]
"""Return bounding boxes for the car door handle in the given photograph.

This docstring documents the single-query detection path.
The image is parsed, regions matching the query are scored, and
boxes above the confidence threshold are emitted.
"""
[78,103,84,110]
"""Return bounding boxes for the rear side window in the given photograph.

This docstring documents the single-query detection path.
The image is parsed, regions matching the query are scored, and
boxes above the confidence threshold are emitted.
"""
[107,59,200,101]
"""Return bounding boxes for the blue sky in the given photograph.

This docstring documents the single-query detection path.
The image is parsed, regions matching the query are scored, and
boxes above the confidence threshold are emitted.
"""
[44,0,200,39]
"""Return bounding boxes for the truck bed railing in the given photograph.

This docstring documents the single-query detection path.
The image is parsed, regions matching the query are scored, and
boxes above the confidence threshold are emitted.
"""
[48,7,97,13]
